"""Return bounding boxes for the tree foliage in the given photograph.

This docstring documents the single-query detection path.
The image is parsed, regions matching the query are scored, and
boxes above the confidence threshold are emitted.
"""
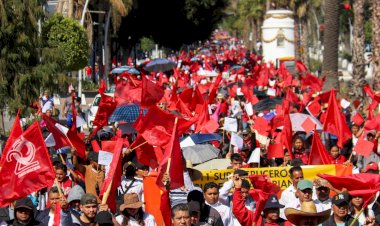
[43,14,89,71]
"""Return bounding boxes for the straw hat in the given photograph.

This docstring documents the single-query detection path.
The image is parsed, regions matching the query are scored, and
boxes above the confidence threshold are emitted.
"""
[119,193,143,211]
[285,201,331,225]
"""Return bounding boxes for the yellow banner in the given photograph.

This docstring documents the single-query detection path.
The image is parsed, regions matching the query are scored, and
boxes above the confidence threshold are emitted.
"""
[193,164,347,190]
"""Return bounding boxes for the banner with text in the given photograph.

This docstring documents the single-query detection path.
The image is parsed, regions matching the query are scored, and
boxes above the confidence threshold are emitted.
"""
[192,164,352,190]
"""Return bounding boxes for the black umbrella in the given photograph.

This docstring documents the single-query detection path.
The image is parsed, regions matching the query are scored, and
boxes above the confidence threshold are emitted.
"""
[252,97,283,112]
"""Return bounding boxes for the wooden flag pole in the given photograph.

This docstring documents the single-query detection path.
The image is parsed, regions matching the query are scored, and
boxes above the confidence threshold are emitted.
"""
[58,154,66,165]
[129,141,148,152]
[55,179,63,197]
[101,179,113,204]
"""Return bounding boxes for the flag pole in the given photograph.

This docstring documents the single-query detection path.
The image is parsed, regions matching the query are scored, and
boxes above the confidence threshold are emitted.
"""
[55,179,63,197]
[129,141,148,152]
[164,117,178,186]
[101,179,113,204]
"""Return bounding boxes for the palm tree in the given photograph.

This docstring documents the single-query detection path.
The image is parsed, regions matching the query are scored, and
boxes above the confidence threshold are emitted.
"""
[373,0,380,91]
[351,0,366,98]
[322,0,340,91]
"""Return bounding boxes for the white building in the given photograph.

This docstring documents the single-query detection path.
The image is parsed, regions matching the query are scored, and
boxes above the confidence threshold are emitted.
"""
[262,10,295,64]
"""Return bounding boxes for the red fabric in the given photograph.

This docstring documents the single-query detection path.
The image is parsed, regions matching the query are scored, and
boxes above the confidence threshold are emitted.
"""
[134,105,195,147]
[53,202,61,226]
[307,100,321,117]
[301,118,316,134]
[160,189,172,226]
[66,128,86,160]
[241,86,259,105]
[293,152,309,165]
[208,73,223,104]
[329,155,346,164]
[267,143,284,159]
[318,173,380,191]
[308,131,330,165]
[89,94,117,140]
[352,113,364,126]
[91,140,101,152]
[296,61,308,73]
[131,135,160,169]
[364,114,380,131]
[99,138,123,213]
[141,76,165,108]
[301,74,324,92]
[156,119,184,190]
[253,117,271,137]
[285,89,299,104]
[281,101,293,159]
[42,114,72,151]
[101,141,117,152]
[232,188,256,226]
[0,110,22,166]
[354,139,374,157]
[114,73,142,105]
[0,121,55,207]
[363,84,375,99]
[322,89,351,148]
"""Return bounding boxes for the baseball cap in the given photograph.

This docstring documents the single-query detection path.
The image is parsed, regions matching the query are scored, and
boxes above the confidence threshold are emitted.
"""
[365,162,379,172]
[297,180,313,190]
[15,197,34,210]
[80,194,98,205]
[234,169,248,177]
[263,194,284,210]
[332,192,350,206]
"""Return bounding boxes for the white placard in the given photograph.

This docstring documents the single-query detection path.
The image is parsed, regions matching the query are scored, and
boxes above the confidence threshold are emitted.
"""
[267,88,276,97]
[98,151,114,166]
[76,116,86,128]
[224,117,238,132]
[247,147,261,163]
[269,79,276,87]
[245,103,254,116]
[44,133,56,147]
[237,88,244,96]
[180,136,196,148]
[340,98,351,109]
[231,133,244,149]
[55,123,68,135]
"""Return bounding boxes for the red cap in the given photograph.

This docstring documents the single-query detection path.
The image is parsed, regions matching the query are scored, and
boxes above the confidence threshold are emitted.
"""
[365,162,379,172]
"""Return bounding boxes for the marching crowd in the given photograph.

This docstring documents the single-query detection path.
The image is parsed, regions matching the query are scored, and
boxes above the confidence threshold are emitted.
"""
[1,34,380,226]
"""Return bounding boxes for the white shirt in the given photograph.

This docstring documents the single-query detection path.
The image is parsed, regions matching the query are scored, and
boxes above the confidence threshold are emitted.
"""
[117,177,144,201]
[116,212,157,226]
[314,198,332,212]
[206,202,234,226]
[279,185,297,207]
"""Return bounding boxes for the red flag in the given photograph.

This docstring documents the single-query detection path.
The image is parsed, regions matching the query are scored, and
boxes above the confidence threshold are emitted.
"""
[301,74,324,92]
[267,143,284,159]
[208,73,223,104]
[160,189,172,226]
[66,129,86,160]
[71,95,77,131]
[99,79,106,95]
[301,117,316,134]
[285,89,300,104]
[53,202,61,226]
[281,101,293,159]
[354,139,374,157]
[308,130,330,165]
[91,140,101,152]
[296,60,308,72]
[363,84,376,99]
[306,100,321,117]
[241,86,259,105]
[89,93,117,139]
[0,109,23,166]
[134,106,195,147]
[141,76,165,108]
[352,113,364,126]
[252,117,271,137]
[114,73,142,105]
[156,118,184,190]
[0,121,55,207]
[101,141,117,152]
[318,173,380,191]
[131,135,160,169]
[99,138,123,213]
[42,114,71,150]
[323,89,352,148]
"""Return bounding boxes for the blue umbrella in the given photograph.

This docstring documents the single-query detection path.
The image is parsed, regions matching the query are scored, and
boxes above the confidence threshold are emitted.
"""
[144,58,176,72]
[109,104,141,122]
[111,66,140,74]
[181,133,222,144]
[190,57,200,62]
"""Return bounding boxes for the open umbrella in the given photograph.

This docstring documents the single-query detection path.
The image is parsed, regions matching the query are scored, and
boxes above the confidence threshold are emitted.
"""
[144,58,176,72]
[111,66,140,74]
[290,113,323,131]
[109,104,141,122]
[182,144,220,164]
[193,159,230,170]
[252,97,283,112]
[180,133,222,144]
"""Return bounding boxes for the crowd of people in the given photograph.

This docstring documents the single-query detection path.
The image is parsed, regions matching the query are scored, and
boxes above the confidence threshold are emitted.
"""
[1,32,380,226]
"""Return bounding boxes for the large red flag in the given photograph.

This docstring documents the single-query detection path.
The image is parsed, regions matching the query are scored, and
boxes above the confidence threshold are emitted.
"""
[322,89,351,148]
[308,130,331,165]
[114,73,142,105]
[131,135,160,169]
[53,202,61,226]
[99,138,123,213]
[281,101,293,159]
[0,110,23,166]
[42,114,72,150]
[160,189,172,226]
[134,105,195,147]
[141,76,165,108]
[318,173,380,191]
[156,118,184,190]
[208,73,223,104]
[0,121,55,207]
